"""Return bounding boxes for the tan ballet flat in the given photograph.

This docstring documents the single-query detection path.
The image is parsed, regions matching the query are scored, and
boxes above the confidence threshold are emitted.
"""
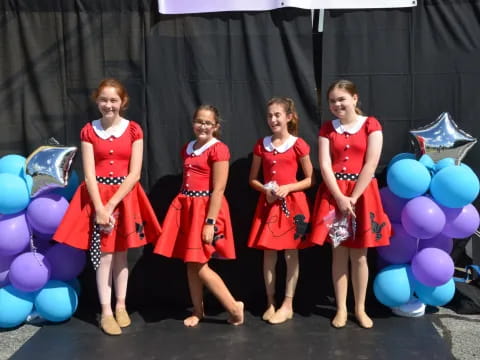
[115,308,131,328]
[268,309,293,325]
[100,315,122,335]
[262,306,276,321]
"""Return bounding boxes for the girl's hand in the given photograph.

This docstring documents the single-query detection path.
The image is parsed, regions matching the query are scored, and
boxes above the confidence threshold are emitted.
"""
[335,195,356,218]
[273,184,291,199]
[95,206,112,226]
[202,224,215,244]
[265,189,278,204]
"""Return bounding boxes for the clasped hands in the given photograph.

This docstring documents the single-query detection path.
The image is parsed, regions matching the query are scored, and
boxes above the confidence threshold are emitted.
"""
[264,181,291,204]
[335,194,357,218]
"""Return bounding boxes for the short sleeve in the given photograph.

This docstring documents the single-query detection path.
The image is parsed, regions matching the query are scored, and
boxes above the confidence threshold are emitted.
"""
[253,139,263,157]
[129,121,144,141]
[365,116,382,134]
[80,123,93,143]
[210,142,230,162]
[293,137,310,157]
[318,121,334,138]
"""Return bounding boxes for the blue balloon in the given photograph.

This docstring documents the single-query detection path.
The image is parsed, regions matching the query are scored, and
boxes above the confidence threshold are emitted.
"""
[387,159,431,199]
[52,170,80,201]
[434,158,455,173]
[387,152,416,169]
[34,280,78,322]
[0,154,26,177]
[419,154,435,173]
[430,165,480,208]
[373,264,414,307]
[0,173,30,214]
[0,285,34,328]
[414,278,455,306]
[66,278,82,296]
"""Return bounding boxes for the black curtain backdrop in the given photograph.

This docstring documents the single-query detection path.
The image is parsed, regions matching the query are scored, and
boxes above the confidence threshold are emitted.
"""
[0,0,479,311]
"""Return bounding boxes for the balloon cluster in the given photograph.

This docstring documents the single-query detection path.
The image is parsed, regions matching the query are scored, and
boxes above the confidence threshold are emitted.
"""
[374,113,479,312]
[0,149,84,329]
[374,152,479,310]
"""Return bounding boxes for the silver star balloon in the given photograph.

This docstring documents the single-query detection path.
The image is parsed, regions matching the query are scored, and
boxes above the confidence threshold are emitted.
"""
[25,144,77,197]
[409,112,477,164]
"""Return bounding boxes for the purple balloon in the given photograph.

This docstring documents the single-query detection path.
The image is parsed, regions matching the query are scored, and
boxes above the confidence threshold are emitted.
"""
[9,252,51,292]
[377,223,418,264]
[380,187,409,223]
[418,234,453,254]
[26,193,69,235]
[45,244,86,281]
[441,204,480,239]
[411,248,454,287]
[0,211,31,256]
[401,196,446,239]
[0,254,16,287]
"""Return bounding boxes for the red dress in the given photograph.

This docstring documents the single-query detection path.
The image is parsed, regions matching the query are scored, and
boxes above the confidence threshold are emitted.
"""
[153,139,235,263]
[247,136,313,250]
[53,119,162,252]
[310,116,391,248]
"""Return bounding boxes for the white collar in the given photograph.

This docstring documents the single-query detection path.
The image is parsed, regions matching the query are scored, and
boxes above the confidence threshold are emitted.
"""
[263,135,298,153]
[186,138,219,156]
[92,118,129,139]
[333,116,367,134]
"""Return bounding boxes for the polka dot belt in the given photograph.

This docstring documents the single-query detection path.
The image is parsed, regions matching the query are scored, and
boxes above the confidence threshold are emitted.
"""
[335,172,359,181]
[180,189,211,197]
[96,176,126,185]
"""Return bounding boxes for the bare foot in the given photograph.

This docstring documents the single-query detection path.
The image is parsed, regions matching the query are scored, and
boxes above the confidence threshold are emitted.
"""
[331,310,348,328]
[227,301,244,326]
[355,311,373,329]
[183,313,203,327]
[262,304,276,321]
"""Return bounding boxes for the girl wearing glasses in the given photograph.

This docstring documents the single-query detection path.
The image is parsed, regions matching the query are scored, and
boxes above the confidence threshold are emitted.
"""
[154,105,243,327]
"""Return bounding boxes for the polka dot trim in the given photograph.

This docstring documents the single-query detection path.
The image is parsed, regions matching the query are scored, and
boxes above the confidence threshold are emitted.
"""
[335,172,359,181]
[90,224,101,270]
[96,176,126,185]
[280,199,290,218]
[180,189,211,197]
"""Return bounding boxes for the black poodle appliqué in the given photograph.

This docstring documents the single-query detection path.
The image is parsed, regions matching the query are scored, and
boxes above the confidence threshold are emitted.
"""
[293,214,310,241]
[370,212,386,241]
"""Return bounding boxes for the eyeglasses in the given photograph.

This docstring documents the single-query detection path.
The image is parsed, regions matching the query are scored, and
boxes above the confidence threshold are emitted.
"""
[193,120,216,128]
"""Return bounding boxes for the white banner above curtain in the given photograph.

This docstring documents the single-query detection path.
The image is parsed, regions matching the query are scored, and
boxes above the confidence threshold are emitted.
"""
[158,0,417,14]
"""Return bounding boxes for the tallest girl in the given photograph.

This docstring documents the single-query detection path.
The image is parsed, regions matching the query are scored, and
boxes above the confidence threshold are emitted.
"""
[311,80,391,329]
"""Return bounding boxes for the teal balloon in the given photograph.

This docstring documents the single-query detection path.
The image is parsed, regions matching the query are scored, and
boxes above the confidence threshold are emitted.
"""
[419,154,435,173]
[0,285,34,328]
[34,280,78,322]
[414,278,455,306]
[0,173,30,214]
[434,158,455,173]
[430,165,480,208]
[387,159,431,199]
[374,264,414,307]
[0,155,26,177]
[387,152,416,169]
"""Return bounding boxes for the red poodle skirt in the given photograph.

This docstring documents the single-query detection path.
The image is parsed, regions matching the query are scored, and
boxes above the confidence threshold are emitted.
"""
[310,178,391,248]
[153,192,235,263]
[53,182,162,252]
[247,192,313,250]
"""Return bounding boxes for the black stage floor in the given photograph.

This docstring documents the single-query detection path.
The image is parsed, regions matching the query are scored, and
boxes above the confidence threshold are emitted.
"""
[11,306,453,360]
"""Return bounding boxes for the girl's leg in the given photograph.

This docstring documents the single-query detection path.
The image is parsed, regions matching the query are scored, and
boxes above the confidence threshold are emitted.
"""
[112,251,131,327]
[196,262,244,326]
[331,246,350,328]
[350,248,373,328]
[184,262,205,327]
[97,252,121,335]
[268,249,298,324]
[262,250,277,320]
